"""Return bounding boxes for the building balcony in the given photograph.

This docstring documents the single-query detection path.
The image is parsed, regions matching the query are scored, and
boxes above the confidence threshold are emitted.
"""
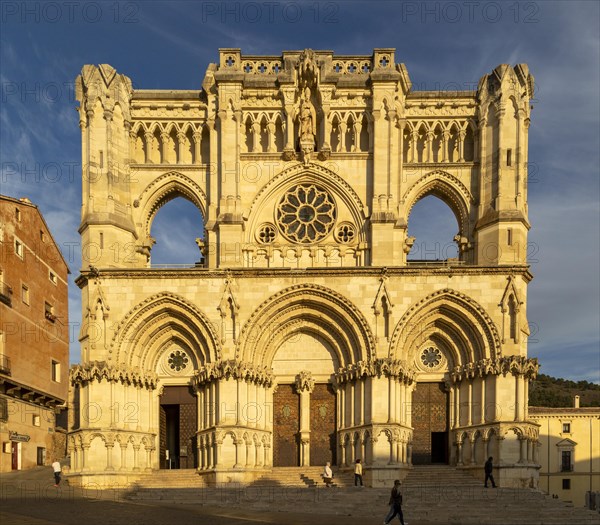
[561,465,574,472]
[0,281,12,306]
[0,354,11,376]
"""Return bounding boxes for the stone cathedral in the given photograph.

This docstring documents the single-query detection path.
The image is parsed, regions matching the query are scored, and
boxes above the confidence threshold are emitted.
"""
[69,49,540,488]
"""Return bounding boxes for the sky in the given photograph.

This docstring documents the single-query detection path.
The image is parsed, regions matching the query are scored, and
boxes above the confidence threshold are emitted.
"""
[1,0,599,383]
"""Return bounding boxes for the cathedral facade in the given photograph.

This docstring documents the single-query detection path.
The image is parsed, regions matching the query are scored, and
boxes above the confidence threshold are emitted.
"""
[69,49,539,488]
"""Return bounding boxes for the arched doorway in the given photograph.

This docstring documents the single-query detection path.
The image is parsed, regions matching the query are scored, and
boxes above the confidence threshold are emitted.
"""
[412,382,450,464]
[271,331,338,467]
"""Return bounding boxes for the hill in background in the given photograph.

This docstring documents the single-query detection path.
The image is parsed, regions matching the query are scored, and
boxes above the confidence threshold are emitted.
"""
[529,373,600,407]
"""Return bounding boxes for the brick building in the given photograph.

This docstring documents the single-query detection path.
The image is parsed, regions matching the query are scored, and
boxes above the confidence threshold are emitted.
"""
[0,195,70,472]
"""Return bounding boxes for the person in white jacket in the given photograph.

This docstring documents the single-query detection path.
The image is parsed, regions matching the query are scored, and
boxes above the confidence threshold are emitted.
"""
[52,460,62,486]
[322,462,333,487]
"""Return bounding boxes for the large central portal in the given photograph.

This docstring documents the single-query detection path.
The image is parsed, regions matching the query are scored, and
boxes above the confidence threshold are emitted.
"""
[412,382,449,464]
[159,385,198,469]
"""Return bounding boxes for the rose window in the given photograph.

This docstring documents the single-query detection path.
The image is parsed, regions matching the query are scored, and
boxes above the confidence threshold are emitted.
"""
[168,350,189,372]
[421,347,442,368]
[335,223,356,244]
[276,185,336,243]
[257,223,277,244]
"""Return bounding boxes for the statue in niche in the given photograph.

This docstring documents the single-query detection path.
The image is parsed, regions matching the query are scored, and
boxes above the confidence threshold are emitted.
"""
[299,87,316,141]
[297,86,316,165]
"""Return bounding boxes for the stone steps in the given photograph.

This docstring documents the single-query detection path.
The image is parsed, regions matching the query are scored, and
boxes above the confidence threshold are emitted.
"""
[125,466,600,524]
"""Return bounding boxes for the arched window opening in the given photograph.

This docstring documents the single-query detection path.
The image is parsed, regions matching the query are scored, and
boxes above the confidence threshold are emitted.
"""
[151,128,162,164]
[134,128,146,164]
[402,127,411,163]
[149,197,205,267]
[260,116,269,153]
[182,128,194,164]
[407,195,459,262]
[275,115,285,152]
[448,124,459,163]
[416,124,427,163]
[345,114,355,152]
[432,124,443,163]
[464,126,475,162]
[330,115,341,152]
[360,114,369,152]
[165,128,178,164]
[508,294,518,341]
[243,116,253,153]
[201,126,210,163]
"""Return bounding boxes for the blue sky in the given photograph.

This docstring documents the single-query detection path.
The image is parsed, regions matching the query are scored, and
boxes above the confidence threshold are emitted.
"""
[1,1,598,382]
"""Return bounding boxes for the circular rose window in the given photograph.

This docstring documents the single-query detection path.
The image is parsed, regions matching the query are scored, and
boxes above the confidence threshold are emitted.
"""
[276,184,336,243]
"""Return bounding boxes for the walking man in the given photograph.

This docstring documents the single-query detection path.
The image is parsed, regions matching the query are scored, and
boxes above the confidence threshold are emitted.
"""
[354,458,363,486]
[52,459,62,486]
[484,456,497,488]
[383,479,406,525]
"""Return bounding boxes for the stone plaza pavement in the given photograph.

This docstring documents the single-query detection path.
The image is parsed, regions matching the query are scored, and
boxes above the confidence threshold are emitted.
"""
[1,467,599,525]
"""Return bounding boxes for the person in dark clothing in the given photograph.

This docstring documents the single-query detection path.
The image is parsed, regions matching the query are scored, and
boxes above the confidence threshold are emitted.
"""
[484,456,497,488]
[383,479,406,525]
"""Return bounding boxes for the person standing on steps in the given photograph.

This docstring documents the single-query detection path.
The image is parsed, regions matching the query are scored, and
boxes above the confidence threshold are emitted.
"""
[52,459,62,487]
[484,456,497,488]
[354,458,363,486]
[322,461,333,487]
[383,479,406,525]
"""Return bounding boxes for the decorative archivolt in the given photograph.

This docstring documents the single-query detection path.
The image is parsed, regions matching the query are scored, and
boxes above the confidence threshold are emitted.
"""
[70,360,158,389]
[403,170,474,236]
[451,355,539,383]
[108,292,221,368]
[134,171,207,236]
[236,283,375,367]
[192,359,274,388]
[334,358,415,386]
[390,288,502,366]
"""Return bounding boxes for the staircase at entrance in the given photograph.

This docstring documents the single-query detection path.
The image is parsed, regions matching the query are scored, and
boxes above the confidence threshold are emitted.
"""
[126,466,599,524]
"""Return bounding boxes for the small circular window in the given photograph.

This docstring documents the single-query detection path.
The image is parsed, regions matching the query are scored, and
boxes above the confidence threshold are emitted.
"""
[168,350,189,372]
[257,223,277,244]
[420,347,442,368]
[276,184,336,243]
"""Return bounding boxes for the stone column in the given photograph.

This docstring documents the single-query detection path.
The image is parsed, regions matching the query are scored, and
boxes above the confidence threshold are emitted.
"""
[177,131,186,163]
[105,441,115,471]
[234,439,244,468]
[458,130,466,162]
[518,437,527,464]
[193,130,202,164]
[442,130,450,162]
[160,131,169,163]
[266,121,276,152]
[251,121,261,153]
[410,130,418,163]
[133,444,141,471]
[118,443,127,471]
[456,440,464,466]
[425,130,434,163]
[295,371,315,467]
[144,131,154,164]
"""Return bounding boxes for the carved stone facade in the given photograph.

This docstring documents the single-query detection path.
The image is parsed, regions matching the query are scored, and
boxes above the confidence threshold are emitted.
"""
[70,49,539,488]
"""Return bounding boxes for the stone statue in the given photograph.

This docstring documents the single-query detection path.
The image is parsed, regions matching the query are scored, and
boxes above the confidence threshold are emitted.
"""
[299,87,316,141]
